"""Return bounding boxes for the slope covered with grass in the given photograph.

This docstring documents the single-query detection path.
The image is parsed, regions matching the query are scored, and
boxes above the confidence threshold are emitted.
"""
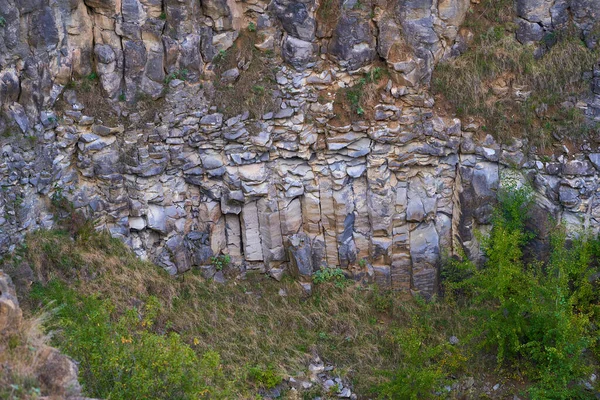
[2,184,600,399]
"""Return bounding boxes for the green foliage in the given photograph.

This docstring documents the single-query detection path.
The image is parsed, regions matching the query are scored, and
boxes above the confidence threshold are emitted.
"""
[370,287,393,314]
[336,66,387,117]
[454,181,599,398]
[1,378,41,400]
[313,266,346,287]
[210,254,231,271]
[213,49,227,64]
[85,72,98,81]
[32,281,232,399]
[375,297,466,399]
[248,22,256,32]
[159,12,166,20]
[247,364,282,389]
[252,85,265,94]
[0,16,6,28]
[118,93,126,102]
[164,69,188,84]
[440,248,476,301]
[376,328,449,399]
[360,66,385,84]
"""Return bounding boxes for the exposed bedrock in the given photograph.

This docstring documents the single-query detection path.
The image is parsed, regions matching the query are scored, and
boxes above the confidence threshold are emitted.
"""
[0,0,599,296]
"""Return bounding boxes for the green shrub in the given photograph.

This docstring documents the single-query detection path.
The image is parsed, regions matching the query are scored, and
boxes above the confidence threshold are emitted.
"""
[210,254,231,271]
[375,297,465,400]
[376,327,449,399]
[247,364,282,389]
[313,266,346,287]
[32,281,232,399]
[462,182,597,397]
[164,69,189,84]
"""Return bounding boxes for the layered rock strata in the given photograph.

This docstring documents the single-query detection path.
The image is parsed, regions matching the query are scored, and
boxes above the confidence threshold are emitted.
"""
[0,0,599,295]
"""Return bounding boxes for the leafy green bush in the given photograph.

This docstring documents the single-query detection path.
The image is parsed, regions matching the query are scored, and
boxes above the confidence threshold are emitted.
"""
[31,281,232,399]
[313,267,346,287]
[376,328,449,399]
[461,182,598,398]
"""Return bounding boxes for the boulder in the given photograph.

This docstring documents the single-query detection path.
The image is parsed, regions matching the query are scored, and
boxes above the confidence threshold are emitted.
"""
[282,35,314,70]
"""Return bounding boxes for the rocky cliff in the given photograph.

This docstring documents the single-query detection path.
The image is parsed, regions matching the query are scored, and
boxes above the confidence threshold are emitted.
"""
[0,0,599,295]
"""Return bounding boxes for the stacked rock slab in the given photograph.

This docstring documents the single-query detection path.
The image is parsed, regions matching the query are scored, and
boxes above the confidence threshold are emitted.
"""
[0,0,599,296]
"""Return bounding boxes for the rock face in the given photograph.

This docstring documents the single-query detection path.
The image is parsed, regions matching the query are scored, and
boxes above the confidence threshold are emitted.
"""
[0,0,599,296]
[0,271,22,333]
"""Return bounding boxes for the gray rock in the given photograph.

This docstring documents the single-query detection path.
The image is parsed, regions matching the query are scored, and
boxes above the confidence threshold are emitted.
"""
[272,0,316,41]
[220,68,240,84]
[282,35,314,70]
[287,233,314,281]
[516,19,545,44]
[329,13,377,70]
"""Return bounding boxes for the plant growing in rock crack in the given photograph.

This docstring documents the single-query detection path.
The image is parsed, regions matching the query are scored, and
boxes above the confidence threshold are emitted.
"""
[210,254,231,271]
[164,69,188,84]
[247,22,256,32]
[0,16,6,27]
[213,49,227,64]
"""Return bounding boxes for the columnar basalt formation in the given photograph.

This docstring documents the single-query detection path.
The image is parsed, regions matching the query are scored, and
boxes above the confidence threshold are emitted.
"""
[0,0,599,295]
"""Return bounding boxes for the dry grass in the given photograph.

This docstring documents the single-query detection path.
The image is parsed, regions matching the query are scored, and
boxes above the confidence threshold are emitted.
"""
[0,311,51,399]
[56,77,122,126]
[211,31,278,118]
[332,64,389,124]
[4,229,497,397]
[432,1,600,148]
[316,0,340,37]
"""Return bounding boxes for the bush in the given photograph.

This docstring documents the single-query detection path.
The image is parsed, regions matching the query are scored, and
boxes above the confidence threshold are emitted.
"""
[313,267,346,287]
[462,182,598,397]
[31,281,232,399]
[376,328,449,399]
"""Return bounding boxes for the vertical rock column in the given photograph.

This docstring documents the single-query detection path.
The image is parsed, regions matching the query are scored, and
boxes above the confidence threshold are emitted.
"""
[318,172,339,266]
[391,175,411,290]
[241,201,264,262]
[367,157,394,287]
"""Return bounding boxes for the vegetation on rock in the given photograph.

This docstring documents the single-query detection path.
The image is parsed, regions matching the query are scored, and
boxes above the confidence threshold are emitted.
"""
[432,0,600,148]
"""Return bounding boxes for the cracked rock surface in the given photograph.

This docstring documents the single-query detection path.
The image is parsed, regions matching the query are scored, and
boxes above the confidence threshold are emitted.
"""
[0,0,599,295]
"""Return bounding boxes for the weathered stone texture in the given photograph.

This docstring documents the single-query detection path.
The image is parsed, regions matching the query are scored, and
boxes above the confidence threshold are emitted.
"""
[0,0,599,297]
